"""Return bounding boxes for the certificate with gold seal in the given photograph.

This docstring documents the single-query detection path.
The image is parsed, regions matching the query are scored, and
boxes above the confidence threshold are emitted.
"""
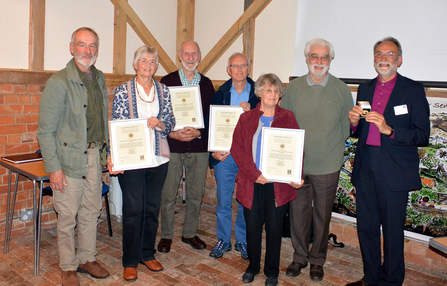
[168,85,204,131]
[260,127,305,183]
[208,105,243,152]
[109,118,154,171]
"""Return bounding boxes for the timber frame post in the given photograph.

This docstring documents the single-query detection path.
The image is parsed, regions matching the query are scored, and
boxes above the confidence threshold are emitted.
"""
[29,0,45,71]
[243,0,255,78]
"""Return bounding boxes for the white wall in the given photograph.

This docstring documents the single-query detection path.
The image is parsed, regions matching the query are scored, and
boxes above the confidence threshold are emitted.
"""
[126,0,178,76]
[0,0,297,82]
[45,0,114,72]
[195,0,297,82]
[0,0,29,69]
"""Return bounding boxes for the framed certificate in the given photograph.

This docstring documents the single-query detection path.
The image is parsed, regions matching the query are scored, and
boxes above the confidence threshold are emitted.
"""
[109,118,154,171]
[259,127,305,183]
[208,105,243,152]
[168,85,204,131]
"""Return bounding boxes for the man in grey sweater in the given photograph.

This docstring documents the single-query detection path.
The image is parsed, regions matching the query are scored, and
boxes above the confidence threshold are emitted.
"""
[281,38,353,282]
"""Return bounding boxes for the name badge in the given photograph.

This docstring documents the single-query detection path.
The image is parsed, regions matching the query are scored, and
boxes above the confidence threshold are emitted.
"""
[394,104,408,116]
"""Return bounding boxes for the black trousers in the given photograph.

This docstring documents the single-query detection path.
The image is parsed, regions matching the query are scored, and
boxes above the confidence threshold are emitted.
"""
[244,183,288,278]
[118,163,168,267]
[356,146,408,286]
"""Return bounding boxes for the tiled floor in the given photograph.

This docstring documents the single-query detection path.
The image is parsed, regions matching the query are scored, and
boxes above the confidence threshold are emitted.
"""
[1,202,447,285]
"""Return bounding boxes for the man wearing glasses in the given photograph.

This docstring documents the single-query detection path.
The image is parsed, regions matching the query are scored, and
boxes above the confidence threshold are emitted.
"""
[208,53,259,260]
[281,38,353,281]
[346,37,429,286]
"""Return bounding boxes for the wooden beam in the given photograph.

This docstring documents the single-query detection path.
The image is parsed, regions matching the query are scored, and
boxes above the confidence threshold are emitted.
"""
[197,0,271,74]
[176,0,195,68]
[29,0,45,71]
[113,0,127,75]
[110,0,177,73]
[243,0,255,78]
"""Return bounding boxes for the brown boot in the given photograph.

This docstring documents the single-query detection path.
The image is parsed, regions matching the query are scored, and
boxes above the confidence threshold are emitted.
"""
[77,261,110,279]
[61,271,80,286]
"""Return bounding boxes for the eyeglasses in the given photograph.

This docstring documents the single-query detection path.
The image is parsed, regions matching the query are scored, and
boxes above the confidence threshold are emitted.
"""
[374,52,398,59]
[262,88,280,95]
[229,64,249,69]
[308,54,330,62]
[139,58,157,65]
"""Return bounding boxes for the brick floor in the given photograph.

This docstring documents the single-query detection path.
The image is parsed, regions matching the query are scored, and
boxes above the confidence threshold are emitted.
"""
[1,202,447,285]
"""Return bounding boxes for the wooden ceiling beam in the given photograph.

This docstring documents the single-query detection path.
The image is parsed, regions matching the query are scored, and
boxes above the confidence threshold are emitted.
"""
[110,0,177,73]
[29,0,45,71]
[197,0,271,74]
[176,0,195,68]
[113,0,127,75]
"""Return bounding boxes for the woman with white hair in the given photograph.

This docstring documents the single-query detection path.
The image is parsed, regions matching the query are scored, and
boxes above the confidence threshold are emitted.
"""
[108,45,175,282]
[231,73,304,286]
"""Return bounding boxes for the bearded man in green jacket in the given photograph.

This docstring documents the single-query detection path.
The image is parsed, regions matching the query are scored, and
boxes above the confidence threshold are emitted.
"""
[37,27,110,286]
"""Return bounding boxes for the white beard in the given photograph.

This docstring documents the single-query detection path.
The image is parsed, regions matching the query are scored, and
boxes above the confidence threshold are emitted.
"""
[375,61,398,77]
[75,53,97,67]
[308,63,330,79]
[181,60,199,72]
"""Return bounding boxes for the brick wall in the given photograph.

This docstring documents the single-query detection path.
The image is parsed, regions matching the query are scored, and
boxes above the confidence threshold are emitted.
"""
[0,69,133,239]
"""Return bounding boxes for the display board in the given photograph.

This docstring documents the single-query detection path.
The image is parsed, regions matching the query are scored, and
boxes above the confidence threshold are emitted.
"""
[294,0,447,82]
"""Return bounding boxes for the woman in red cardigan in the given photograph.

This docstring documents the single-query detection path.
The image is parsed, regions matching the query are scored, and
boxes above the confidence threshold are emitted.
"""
[230,73,304,286]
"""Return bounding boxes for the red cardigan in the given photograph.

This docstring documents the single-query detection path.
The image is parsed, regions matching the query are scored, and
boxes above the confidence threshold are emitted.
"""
[230,103,301,210]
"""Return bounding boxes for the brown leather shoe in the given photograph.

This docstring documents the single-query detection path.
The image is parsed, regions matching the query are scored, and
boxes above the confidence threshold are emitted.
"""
[61,271,79,286]
[141,259,164,272]
[77,261,110,279]
[286,261,308,277]
[309,264,324,281]
[181,235,206,250]
[158,238,172,253]
[123,267,138,281]
[346,280,376,286]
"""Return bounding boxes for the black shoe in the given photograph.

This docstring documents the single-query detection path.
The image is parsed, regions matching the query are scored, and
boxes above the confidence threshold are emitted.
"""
[310,264,324,281]
[242,272,257,283]
[265,276,278,286]
[157,238,172,253]
[286,261,307,277]
[346,280,377,286]
[181,236,207,250]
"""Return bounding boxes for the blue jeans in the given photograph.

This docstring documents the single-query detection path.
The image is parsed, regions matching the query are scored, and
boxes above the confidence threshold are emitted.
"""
[214,154,246,243]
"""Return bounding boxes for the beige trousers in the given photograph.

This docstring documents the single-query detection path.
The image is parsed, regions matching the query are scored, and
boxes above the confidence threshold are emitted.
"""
[53,145,102,271]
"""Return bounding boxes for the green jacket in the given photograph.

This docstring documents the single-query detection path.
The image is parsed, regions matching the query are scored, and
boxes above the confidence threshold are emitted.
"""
[37,58,109,178]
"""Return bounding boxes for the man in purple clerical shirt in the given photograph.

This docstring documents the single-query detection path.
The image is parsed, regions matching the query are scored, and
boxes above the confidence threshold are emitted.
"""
[346,37,430,286]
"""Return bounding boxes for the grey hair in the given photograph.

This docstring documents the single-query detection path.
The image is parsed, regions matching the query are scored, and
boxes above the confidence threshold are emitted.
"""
[71,27,99,47]
[178,40,201,54]
[304,38,334,60]
[227,52,249,67]
[373,37,402,56]
[254,73,285,99]
[133,45,159,70]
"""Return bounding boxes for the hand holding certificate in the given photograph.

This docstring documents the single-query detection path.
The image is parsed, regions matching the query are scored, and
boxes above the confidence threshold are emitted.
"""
[109,118,154,171]
[259,127,305,184]
[168,85,204,131]
[208,105,244,152]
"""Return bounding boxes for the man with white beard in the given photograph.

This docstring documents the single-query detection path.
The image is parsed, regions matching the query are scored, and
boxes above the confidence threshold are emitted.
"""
[281,38,353,282]
[346,37,429,286]
[37,27,110,285]
[158,41,214,253]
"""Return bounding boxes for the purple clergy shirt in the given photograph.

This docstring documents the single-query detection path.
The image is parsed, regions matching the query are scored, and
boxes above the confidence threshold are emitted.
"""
[366,74,397,146]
